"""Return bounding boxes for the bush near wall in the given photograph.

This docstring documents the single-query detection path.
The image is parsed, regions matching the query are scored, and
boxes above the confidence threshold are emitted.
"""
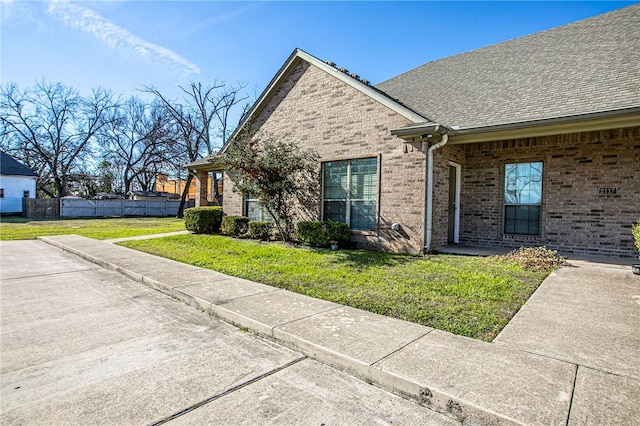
[297,221,350,247]
[248,221,273,241]
[184,207,223,234]
[327,221,350,244]
[221,215,250,237]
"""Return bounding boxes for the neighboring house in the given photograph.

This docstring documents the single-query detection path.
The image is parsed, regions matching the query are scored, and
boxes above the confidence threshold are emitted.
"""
[0,153,38,215]
[94,192,124,200]
[187,5,640,257]
[127,190,171,201]
[154,173,223,203]
[155,173,196,200]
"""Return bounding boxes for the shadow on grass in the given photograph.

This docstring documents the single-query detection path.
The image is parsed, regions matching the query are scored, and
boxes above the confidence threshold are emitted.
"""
[323,248,418,270]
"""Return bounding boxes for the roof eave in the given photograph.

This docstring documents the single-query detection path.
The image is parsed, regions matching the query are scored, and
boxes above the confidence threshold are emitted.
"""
[390,123,453,137]
[183,155,225,171]
[1,174,37,178]
[390,106,640,143]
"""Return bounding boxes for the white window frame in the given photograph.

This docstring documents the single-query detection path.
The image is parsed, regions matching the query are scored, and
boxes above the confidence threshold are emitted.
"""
[244,197,273,222]
[321,158,377,231]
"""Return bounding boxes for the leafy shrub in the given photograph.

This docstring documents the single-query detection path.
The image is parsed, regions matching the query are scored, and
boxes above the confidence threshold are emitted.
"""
[297,221,350,247]
[326,222,350,244]
[499,246,565,271]
[184,207,223,234]
[221,215,249,237]
[248,221,273,241]
[297,221,329,247]
[633,219,640,259]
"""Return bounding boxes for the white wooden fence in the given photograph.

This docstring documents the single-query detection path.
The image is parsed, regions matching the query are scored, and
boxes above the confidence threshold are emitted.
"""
[61,199,184,218]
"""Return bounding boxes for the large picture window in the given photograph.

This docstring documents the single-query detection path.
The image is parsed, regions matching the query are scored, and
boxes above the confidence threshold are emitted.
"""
[323,158,377,230]
[504,162,543,235]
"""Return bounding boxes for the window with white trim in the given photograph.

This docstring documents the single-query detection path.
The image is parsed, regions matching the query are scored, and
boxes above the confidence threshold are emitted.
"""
[322,158,377,230]
[244,198,273,222]
[504,162,543,235]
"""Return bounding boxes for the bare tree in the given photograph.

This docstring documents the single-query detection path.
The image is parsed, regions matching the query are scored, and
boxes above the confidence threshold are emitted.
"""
[143,82,249,216]
[0,80,116,197]
[99,97,176,195]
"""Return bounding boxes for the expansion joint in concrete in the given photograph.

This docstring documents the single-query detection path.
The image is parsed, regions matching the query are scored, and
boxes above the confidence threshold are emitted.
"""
[272,306,342,330]
[370,330,434,367]
[148,355,307,426]
[565,364,579,426]
[492,341,577,367]
[0,268,101,282]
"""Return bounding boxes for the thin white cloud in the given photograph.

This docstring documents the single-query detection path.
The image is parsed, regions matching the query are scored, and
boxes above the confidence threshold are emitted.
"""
[1,0,38,26]
[46,0,200,77]
[186,3,261,36]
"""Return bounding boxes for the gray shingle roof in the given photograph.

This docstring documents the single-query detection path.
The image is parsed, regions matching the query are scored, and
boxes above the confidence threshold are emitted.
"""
[376,5,640,128]
[0,153,38,177]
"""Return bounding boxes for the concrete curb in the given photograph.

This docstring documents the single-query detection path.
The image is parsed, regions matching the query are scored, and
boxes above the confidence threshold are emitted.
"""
[39,235,579,425]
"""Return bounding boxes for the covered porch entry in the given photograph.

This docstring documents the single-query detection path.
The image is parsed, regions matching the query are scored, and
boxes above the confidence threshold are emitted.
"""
[183,157,224,208]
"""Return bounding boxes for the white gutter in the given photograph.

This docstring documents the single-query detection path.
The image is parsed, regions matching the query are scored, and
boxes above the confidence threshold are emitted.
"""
[391,105,640,141]
[425,133,449,252]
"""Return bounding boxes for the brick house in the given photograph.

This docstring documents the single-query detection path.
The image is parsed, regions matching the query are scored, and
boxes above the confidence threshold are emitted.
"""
[187,5,640,257]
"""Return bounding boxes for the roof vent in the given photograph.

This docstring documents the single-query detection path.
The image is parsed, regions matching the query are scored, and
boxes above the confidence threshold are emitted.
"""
[329,62,370,86]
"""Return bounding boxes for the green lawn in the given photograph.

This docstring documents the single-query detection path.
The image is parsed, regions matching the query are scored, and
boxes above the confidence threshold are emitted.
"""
[120,234,552,341]
[0,217,186,240]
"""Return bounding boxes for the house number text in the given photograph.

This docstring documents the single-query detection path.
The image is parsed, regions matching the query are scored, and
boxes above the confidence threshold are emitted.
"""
[598,187,617,195]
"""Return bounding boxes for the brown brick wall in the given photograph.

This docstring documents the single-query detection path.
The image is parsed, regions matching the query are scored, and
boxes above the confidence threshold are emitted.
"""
[458,127,640,257]
[222,171,243,218]
[223,57,639,258]
[224,60,427,253]
[194,170,209,207]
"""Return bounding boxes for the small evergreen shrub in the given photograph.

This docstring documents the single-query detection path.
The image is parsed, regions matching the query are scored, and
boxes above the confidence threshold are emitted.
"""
[499,246,565,271]
[248,221,273,241]
[297,221,350,247]
[326,221,350,245]
[184,207,223,234]
[221,215,249,237]
[633,219,640,258]
[297,221,329,247]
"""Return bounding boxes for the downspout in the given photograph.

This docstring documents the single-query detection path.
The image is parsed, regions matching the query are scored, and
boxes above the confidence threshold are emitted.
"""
[425,133,449,252]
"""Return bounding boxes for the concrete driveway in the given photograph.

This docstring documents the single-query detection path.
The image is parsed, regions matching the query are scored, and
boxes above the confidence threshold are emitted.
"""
[0,240,454,425]
[495,259,640,425]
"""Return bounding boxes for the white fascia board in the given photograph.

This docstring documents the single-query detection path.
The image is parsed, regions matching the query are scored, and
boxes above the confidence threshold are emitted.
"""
[0,174,37,179]
[219,49,304,154]
[295,50,427,123]
[391,106,640,144]
[221,49,427,154]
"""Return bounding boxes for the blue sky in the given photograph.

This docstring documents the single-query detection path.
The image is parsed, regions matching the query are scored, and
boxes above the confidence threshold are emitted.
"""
[1,1,636,102]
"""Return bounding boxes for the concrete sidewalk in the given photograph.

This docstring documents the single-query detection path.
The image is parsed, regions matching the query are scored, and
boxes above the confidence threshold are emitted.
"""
[40,235,640,425]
